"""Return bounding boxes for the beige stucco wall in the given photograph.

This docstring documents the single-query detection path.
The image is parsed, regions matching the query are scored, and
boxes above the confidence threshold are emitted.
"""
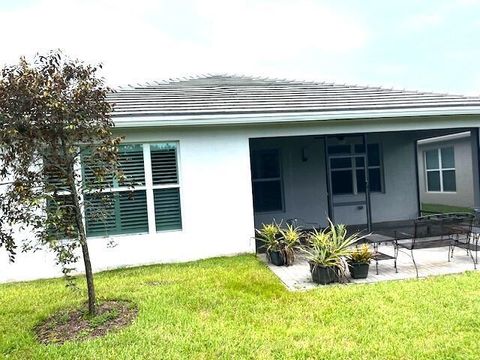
[417,135,475,208]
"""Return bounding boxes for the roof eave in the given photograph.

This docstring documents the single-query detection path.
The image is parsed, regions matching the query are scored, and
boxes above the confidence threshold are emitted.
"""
[111,106,480,128]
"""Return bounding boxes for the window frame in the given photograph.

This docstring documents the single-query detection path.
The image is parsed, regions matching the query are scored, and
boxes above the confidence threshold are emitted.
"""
[329,143,384,196]
[424,147,456,193]
[251,148,285,214]
[83,141,183,238]
[147,143,182,233]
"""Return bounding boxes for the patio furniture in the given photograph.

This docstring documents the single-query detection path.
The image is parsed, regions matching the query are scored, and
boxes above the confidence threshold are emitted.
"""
[362,233,395,275]
[394,213,476,278]
[450,218,480,264]
[452,227,480,264]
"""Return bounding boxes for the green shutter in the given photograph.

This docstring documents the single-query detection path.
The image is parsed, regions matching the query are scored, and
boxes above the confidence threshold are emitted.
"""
[119,144,145,185]
[85,193,116,236]
[154,188,182,231]
[81,149,114,188]
[82,144,145,188]
[85,190,148,236]
[117,191,148,233]
[44,158,69,191]
[151,143,178,185]
[46,194,77,238]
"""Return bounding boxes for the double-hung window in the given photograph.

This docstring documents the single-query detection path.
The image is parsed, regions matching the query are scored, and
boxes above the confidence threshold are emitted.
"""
[329,144,383,195]
[424,147,456,192]
[251,149,283,213]
[150,143,182,231]
[83,142,182,237]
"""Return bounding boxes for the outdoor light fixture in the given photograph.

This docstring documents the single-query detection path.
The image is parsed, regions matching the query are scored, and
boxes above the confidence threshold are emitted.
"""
[302,147,309,162]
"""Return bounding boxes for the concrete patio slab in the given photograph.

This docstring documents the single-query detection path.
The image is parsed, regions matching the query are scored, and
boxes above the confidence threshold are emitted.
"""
[259,244,477,290]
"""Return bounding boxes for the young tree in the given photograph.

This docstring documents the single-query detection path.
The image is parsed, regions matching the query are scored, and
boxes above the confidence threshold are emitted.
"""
[0,51,123,315]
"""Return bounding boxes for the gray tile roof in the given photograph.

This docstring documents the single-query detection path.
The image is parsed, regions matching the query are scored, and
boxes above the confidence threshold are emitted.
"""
[108,75,480,118]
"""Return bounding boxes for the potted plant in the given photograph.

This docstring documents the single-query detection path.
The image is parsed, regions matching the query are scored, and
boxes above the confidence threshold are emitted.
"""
[255,222,301,266]
[256,223,284,265]
[278,223,301,266]
[301,220,365,285]
[348,244,373,279]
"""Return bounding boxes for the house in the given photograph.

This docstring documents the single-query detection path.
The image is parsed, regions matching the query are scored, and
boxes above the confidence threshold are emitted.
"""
[1,75,480,282]
[417,131,475,208]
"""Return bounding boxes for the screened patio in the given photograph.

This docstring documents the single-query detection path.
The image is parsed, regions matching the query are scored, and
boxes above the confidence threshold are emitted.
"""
[250,128,480,237]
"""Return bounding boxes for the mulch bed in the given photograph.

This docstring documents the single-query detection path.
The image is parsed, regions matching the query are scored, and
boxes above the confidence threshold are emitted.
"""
[35,300,138,345]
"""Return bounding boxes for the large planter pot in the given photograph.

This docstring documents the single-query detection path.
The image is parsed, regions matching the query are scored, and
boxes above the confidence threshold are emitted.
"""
[310,263,338,285]
[348,262,370,279]
[267,250,285,266]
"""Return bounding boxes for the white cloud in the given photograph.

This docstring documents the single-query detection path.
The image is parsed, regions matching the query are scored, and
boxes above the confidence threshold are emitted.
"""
[0,0,368,86]
[196,0,367,56]
[455,0,480,5]
[403,13,443,30]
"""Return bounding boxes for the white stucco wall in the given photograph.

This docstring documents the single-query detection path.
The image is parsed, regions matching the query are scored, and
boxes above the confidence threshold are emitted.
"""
[417,135,475,208]
[1,116,478,283]
[0,127,256,282]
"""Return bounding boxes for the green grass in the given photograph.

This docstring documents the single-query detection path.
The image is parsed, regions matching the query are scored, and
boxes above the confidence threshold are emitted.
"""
[421,203,473,215]
[2,255,480,359]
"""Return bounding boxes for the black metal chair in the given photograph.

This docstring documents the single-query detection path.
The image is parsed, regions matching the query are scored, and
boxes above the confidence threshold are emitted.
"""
[394,213,475,278]
[450,213,479,264]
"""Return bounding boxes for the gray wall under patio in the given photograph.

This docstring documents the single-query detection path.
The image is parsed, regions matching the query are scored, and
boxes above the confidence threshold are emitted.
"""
[252,132,420,228]
[417,135,475,208]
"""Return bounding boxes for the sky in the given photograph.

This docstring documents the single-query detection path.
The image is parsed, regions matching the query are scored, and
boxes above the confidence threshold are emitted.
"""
[0,0,479,95]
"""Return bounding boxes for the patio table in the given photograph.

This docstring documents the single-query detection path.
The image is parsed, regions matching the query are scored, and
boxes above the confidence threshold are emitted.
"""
[361,233,395,275]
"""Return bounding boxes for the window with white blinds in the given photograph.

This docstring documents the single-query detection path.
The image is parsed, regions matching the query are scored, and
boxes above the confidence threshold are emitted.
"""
[83,142,182,237]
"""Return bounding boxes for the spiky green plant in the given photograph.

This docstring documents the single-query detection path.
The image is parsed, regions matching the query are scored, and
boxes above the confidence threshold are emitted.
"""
[348,244,373,264]
[255,222,302,266]
[301,219,367,277]
[255,223,282,252]
[278,223,302,265]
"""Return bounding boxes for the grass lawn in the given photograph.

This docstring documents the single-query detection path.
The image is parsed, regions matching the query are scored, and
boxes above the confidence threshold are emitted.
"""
[421,203,473,215]
[2,255,480,359]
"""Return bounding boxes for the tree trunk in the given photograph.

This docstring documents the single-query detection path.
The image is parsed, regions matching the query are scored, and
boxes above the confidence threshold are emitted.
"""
[80,239,96,316]
[71,172,96,316]
[64,143,96,316]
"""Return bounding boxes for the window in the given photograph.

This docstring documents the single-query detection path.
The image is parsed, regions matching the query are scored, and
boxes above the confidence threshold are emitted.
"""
[151,143,182,231]
[329,144,383,195]
[46,194,78,239]
[425,147,456,192]
[43,154,77,238]
[251,149,283,212]
[83,142,182,237]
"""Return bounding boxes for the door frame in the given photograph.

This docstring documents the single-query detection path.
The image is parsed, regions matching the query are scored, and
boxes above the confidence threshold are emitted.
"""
[324,133,372,231]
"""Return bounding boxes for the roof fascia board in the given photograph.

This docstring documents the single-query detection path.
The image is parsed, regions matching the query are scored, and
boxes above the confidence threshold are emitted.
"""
[417,131,471,145]
[112,106,480,128]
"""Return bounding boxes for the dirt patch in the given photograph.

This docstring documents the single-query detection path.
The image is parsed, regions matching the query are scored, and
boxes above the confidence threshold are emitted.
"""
[35,300,138,345]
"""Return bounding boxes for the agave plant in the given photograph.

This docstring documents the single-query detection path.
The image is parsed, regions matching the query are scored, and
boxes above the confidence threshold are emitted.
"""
[348,243,373,264]
[278,223,302,265]
[301,219,367,278]
[255,222,301,266]
[255,223,281,252]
